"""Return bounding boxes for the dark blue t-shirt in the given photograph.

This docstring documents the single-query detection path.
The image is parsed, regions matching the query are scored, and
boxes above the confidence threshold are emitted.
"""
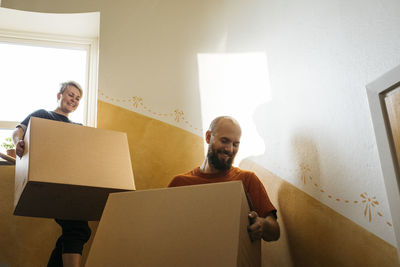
[20,109,72,128]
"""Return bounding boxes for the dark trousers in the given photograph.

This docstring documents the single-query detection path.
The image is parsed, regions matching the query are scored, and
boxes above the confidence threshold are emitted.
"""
[47,219,91,267]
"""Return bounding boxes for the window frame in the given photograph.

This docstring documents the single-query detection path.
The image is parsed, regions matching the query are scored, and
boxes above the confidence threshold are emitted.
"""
[0,28,99,129]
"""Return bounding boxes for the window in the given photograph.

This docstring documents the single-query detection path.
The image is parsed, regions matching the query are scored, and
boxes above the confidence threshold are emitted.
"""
[0,33,98,153]
[0,8,99,154]
[0,40,87,124]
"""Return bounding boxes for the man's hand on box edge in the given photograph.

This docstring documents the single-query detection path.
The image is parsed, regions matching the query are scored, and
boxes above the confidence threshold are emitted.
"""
[248,211,280,242]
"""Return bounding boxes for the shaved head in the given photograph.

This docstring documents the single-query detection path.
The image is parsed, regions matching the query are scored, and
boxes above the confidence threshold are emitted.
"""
[208,116,241,135]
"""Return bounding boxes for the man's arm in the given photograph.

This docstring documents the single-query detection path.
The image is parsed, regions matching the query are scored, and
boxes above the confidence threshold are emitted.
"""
[13,126,25,158]
[248,211,280,242]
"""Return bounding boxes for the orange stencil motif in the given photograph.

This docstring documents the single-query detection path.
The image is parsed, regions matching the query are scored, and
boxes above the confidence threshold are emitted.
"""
[99,92,202,133]
[299,163,311,185]
[361,193,379,222]
[173,109,184,122]
[132,96,143,108]
[297,163,392,227]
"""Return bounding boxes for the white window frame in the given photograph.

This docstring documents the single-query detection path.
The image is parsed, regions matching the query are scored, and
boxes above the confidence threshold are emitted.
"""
[0,29,98,128]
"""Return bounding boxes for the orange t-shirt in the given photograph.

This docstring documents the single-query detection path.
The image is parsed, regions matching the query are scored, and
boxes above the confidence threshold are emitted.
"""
[169,167,276,218]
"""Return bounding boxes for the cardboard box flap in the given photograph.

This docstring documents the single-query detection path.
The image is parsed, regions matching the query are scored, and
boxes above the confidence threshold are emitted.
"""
[27,117,135,190]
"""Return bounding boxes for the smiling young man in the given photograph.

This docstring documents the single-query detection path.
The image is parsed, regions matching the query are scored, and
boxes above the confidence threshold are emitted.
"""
[12,81,91,267]
[169,116,280,242]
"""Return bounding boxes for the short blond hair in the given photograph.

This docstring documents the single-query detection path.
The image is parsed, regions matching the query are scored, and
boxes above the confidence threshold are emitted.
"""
[59,81,83,97]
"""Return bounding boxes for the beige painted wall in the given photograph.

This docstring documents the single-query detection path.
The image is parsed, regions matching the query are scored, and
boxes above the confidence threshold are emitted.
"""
[240,159,399,267]
[97,100,204,190]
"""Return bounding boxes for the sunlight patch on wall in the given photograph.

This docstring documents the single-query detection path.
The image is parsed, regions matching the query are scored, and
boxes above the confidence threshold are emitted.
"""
[197,52,272,164]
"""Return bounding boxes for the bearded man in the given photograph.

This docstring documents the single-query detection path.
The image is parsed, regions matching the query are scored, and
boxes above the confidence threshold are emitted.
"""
[168,116,280,242]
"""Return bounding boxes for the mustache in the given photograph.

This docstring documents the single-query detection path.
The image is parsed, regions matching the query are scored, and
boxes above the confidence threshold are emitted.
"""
[217,150,233,157]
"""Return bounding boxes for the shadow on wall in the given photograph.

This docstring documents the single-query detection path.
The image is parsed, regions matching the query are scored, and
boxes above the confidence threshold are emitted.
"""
[290,134,321,190]
[240,100,399,266]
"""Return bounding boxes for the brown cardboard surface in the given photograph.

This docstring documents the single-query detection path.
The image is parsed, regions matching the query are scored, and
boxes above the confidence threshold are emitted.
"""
[85,181,260,267]
[14,117,135,220]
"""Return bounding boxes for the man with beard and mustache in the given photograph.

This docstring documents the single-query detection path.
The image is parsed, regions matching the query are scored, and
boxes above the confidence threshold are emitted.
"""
[169,116,280,242]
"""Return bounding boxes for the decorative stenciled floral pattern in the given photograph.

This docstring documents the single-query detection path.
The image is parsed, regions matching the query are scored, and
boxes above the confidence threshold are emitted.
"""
[299,163,392,227]
[361,193,379,222]
[299,163,311,185]
[100,91,202,133]
[174,109,184,122]
[132,96,143,108]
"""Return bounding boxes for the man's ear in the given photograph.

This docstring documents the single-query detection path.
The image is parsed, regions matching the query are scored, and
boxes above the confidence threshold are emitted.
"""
[205,130,212,144]
[57,93,61,101]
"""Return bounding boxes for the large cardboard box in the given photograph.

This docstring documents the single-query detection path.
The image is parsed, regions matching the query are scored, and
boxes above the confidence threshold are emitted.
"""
[14,117,135,221]
[85,181,261,267]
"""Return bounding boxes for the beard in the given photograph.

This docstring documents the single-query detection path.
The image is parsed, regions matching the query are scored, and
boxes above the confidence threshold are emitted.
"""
[207,144,234,171]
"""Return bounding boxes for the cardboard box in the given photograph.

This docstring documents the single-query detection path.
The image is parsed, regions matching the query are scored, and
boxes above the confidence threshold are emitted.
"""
[14,117,135,221]
[85,181,261,267]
